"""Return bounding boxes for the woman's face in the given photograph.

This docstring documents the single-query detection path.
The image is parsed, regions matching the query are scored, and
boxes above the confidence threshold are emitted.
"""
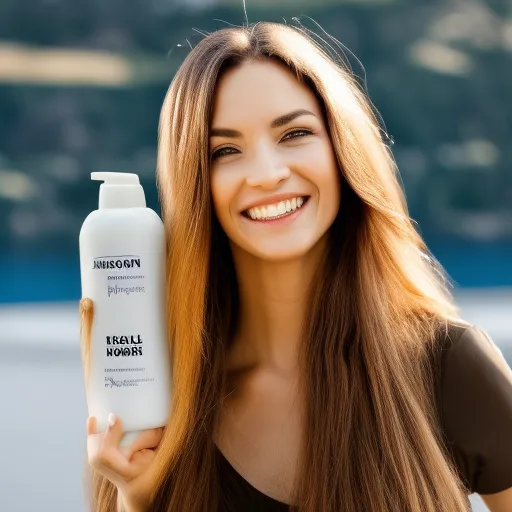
[209,58,341,261]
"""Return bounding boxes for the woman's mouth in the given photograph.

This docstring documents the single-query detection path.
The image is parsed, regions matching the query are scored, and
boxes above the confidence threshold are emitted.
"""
[241,196,310,223]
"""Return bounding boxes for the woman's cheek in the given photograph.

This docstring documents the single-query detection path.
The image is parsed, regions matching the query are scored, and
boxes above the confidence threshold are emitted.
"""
[211,172,237,223]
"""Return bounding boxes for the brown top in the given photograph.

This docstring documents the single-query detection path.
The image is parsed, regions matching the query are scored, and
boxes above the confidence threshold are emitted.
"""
[437,322,512,495]
[216,323,512,510]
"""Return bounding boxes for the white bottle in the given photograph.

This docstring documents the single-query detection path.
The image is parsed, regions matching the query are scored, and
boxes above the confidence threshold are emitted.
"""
[79,172,171,446]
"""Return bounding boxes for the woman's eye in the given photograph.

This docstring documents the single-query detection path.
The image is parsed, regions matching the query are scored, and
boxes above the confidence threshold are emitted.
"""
[211,147,239,160]
[281,129,312,142]
[211,130,312,160]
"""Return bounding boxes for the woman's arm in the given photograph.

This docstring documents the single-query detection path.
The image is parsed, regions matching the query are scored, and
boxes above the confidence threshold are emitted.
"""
[480,486,512,512]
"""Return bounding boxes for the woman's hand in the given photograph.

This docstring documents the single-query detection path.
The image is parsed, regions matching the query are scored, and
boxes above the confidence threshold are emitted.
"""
[87,414,164,512]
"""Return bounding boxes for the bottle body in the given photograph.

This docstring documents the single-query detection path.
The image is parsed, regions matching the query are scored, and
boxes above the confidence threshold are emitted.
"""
[79,207,171,439]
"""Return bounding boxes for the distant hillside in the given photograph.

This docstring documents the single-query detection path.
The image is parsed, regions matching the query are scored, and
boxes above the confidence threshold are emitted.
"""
[0,0,511,300]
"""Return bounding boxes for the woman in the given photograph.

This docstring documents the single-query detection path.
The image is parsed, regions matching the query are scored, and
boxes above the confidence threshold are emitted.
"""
[85,22,512,512]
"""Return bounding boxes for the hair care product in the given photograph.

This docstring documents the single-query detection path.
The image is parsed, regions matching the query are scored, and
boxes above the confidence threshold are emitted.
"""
[79,172,171,446]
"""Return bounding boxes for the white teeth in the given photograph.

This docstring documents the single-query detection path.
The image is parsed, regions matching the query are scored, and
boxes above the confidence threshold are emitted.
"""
[246,196,307,220]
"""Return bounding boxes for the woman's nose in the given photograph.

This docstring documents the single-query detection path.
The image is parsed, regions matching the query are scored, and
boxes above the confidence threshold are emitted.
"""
[245,150,291,189]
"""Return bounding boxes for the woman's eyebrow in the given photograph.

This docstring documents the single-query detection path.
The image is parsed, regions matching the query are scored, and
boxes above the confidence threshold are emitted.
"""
[210,109,317,138]
[210,127,241,138]
[271,109,317,128]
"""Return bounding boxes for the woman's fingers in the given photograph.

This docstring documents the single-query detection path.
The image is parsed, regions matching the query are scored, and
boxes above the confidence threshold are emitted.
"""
[102,413,125,449]
[87,414,133,483]
[124,427,165,461]
[86,415,97,436]
[86,414,164,490]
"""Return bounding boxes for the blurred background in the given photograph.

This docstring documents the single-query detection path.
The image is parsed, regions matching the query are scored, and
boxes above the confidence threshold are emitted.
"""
[0,0,510,510]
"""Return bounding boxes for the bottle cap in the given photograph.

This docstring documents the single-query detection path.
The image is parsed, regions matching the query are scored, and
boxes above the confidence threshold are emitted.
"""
[91,172,146,209]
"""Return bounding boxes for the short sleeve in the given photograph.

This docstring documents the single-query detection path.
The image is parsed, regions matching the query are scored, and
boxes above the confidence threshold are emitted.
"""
[441,325,512,495]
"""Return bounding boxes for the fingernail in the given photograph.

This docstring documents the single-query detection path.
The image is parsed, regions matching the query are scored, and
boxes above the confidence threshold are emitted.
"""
[108,413,117,428]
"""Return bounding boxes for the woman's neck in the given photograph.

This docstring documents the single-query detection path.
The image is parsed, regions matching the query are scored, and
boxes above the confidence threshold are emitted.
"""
[228,238,326,375]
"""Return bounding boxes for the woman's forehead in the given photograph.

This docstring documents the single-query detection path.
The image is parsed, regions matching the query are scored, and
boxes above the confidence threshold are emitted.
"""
[211,60,322,128]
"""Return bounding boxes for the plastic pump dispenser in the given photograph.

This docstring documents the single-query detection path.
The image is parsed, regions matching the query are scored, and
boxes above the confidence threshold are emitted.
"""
[79,171,171,447]
[91,172,146,209]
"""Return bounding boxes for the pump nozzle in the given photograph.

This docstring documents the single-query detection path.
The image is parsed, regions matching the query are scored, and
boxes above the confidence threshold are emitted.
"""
[91,172,146,209]
[91,172,140,185]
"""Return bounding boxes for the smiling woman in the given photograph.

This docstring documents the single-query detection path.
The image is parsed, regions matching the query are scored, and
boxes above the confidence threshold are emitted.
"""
[209,60,340,262]
[84,21,512,512]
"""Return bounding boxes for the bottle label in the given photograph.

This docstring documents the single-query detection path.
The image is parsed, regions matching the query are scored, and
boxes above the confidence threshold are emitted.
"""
[106,334,144,357]
[91,254,147,298]
[104,371,155,389]
[93,256,141,270]
[102,333,157,389]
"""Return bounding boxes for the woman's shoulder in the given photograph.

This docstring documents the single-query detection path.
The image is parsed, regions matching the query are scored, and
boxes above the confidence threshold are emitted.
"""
[434,320,510,395]
[435,319,506,357]
[433,319,512,494]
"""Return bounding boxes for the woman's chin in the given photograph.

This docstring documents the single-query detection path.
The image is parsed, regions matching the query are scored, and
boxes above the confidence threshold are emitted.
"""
[236,238,318,262]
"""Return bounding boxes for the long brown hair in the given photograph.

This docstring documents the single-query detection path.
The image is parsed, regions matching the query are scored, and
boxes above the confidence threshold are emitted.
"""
[87,22,471,511]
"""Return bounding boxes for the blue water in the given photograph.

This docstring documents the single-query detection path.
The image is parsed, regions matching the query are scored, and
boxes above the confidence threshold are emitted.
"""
[1,242,511,304]
[1,254,82,303]
[428,242,512,288]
